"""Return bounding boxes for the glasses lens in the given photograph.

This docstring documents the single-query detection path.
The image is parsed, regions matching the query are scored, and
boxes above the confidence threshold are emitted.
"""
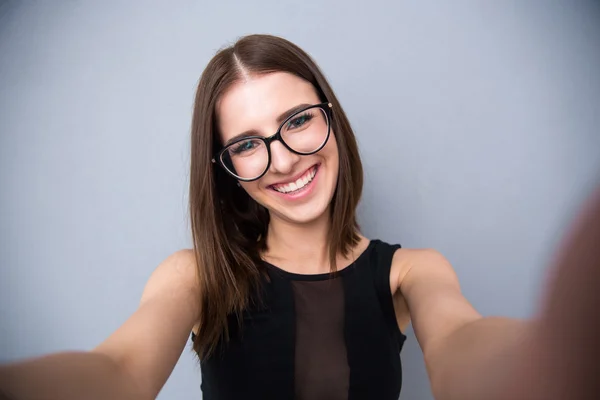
[280,106,329,154]
[220,138,268,180]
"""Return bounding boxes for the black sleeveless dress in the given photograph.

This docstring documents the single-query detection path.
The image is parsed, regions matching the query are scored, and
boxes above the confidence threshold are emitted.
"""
[194,239,406,400]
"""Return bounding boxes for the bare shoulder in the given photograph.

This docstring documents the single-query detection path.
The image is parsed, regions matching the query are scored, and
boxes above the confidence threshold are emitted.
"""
[390,248,450,293]
[145,249,202,336]
[140,249,199,304]
[387,248,444,333]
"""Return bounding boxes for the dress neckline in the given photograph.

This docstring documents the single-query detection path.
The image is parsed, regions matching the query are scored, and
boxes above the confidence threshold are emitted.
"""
[263,239,376,281]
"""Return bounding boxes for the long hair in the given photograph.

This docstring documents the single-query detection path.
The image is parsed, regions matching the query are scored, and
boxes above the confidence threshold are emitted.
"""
[189,34,363,359]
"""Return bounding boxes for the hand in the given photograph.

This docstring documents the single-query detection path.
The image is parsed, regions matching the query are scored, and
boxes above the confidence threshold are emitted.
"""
[514,185,600,399]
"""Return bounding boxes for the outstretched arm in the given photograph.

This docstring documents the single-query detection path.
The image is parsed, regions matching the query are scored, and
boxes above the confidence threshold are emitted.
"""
[395,187,600,400]
[0,250,200,400]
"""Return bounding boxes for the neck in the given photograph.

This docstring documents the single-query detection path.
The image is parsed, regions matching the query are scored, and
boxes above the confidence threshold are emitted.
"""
[264,211,331,273]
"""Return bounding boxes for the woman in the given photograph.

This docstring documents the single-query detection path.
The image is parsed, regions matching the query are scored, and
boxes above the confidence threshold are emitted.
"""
[1,34,599,400]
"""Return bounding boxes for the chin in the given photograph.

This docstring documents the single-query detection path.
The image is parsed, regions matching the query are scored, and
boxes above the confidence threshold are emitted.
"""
[272,198,332,225]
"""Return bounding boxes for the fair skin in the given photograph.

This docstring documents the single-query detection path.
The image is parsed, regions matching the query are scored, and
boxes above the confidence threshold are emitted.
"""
[1,71,599,400]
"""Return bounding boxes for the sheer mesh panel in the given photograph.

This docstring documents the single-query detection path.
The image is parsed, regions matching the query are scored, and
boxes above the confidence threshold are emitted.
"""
[291,278,349,400]
[198,240,405,400]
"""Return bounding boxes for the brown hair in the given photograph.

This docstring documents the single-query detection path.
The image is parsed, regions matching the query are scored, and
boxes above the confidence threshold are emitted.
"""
[189,34,363,359]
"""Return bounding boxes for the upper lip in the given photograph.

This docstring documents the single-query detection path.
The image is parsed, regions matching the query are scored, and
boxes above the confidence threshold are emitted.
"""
[269,164,318,187]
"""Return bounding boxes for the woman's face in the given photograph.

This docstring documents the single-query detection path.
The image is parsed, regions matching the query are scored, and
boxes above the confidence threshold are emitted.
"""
[217,72,339,225]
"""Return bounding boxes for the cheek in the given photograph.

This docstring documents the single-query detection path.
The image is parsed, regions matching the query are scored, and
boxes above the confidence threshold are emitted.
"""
[239,181,271,207]
[323,131,339,163]
[325,134,340,184]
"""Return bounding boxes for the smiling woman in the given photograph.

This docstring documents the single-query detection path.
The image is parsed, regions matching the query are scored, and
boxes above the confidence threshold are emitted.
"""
[214,74,341,224]
[1,33,599,400]
[188,36,383,398]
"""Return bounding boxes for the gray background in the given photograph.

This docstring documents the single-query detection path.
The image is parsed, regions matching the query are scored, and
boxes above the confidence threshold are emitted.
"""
[1,1,599,399]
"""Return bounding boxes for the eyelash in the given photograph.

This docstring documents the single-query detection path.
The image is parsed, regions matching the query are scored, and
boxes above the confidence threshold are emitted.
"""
[231,139,260,154]
[287,112,314,129]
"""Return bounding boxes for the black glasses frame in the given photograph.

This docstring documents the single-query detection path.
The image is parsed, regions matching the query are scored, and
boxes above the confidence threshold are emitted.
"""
[212,102,333,182]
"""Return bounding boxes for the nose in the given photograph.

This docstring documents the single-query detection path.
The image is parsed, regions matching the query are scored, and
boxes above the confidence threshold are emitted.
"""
[268,140,300,175]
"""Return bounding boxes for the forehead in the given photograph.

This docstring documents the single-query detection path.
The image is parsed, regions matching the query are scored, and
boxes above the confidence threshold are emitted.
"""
[217,72,320,143]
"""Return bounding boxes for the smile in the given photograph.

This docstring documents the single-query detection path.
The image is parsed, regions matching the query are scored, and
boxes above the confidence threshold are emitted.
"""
[271,165,319,194]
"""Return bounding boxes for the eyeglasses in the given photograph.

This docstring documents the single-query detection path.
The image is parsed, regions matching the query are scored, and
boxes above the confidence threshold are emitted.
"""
[212,102,333,182]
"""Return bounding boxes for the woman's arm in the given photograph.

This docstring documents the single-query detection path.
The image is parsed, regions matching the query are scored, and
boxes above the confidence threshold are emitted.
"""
[0,351,146,400]
[394,187,600,400]
[0,250,200,400]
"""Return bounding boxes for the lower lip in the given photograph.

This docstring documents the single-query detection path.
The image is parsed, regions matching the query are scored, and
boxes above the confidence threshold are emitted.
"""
[270,165,320,201]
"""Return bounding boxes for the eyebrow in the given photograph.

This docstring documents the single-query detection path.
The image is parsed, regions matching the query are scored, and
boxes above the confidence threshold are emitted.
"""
[224,103,313,146]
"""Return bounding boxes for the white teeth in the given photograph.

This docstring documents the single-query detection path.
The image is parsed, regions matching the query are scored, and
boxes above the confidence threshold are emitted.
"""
[273,166,317,194]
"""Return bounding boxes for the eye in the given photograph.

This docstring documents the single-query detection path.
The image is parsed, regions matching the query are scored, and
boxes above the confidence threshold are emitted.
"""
[286,112,314,130]
[230,139,260,155]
